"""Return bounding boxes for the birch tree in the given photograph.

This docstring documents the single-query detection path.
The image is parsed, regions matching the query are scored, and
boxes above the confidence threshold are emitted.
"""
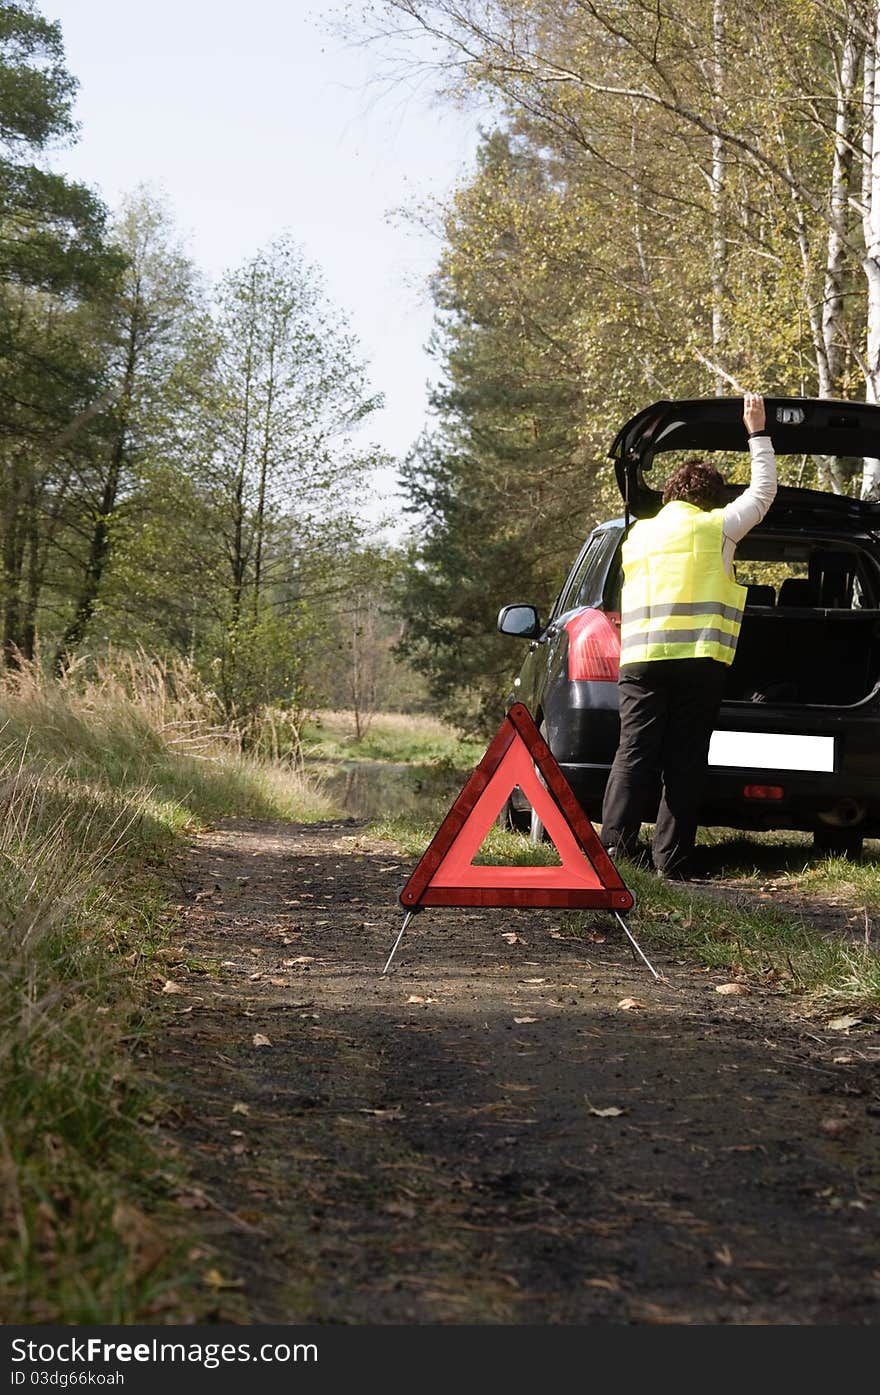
[860,0,880,495]
[184,237,381,719]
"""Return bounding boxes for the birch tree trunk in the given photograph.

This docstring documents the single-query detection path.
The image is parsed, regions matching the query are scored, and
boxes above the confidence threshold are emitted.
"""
[825,26,860,390]
[710,0,727,396]
[815,21,860,493]
[862,2,880,498]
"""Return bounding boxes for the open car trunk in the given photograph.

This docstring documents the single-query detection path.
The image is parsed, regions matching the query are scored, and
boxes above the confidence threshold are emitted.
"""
[721,535,880,707]
[725,607,880,707]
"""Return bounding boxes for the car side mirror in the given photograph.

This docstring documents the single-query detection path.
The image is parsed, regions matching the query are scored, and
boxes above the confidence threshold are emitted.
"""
[497,604,541,639]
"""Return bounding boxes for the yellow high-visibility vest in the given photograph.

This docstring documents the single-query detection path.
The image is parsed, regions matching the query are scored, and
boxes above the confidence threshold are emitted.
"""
[620,501,746,667]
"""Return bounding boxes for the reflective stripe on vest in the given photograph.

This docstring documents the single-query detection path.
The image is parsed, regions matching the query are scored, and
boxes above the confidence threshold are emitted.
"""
[620,501,746,668]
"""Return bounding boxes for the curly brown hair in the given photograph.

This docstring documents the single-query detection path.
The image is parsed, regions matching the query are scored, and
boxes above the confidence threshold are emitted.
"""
[661,459,727,510]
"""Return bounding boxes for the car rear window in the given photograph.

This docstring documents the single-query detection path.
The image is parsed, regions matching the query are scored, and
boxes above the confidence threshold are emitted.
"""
[733,537,880,609]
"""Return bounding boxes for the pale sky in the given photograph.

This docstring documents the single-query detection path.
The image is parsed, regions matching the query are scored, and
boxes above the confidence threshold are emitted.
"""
[46,0,483,526]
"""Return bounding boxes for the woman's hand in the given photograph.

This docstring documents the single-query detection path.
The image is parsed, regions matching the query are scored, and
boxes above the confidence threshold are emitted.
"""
[743,392,766,434]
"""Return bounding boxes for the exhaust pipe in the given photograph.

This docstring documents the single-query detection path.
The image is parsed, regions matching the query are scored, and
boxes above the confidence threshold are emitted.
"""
[816,797,865,828]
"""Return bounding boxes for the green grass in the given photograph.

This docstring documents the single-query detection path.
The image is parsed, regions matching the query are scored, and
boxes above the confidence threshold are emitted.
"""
[301,709,485,768]
[370,815,562,865]
[570,858,880,1014]
[693,826,880,915]
[0,656,336,1323]
[370,811,880,1016]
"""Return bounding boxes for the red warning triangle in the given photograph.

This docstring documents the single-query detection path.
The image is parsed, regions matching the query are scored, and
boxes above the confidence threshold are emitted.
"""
[399,703,634,911]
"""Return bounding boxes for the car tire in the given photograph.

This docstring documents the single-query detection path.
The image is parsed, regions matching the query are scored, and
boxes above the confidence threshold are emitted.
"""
[528,720,550,845]
[812,826,864,860]
[497,796,531,833]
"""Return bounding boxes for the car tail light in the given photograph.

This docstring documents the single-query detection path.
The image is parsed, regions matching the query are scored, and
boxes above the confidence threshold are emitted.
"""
[565,610,620,682]
[743,785,784,800]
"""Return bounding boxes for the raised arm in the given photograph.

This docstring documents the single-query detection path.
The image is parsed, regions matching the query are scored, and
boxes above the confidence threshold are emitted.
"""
[722,392,778,546]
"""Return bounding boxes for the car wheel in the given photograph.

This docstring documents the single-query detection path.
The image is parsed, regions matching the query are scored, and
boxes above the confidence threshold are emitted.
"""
[528,720,550,845]
[812,826,864,860]
[496,796,530,833]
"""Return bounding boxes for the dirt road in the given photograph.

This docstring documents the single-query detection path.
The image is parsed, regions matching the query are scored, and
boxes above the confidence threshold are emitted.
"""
[154,818,880,1324]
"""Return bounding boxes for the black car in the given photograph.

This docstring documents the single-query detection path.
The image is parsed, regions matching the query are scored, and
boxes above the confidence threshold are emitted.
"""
[498,396,880,858]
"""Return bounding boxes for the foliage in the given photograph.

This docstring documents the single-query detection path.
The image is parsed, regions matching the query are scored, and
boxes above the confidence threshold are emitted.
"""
[302,545,431,726]
[368,0,880,723]
[95,233,383,726]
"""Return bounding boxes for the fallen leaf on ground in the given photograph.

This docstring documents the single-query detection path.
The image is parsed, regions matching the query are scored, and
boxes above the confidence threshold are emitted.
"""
[828,1014,861,1031]
[252,1033,272,1047]
[501,932,523,944]
[513,1016,539,1024]
[406,994,437,1004]
[617,997,645,1011]
[161,979,184,994]
[203,1268,244,1291]
[231,1102,250,1116]
[820,1114,855,1136]
[587,1104,626,1118]
[383,1201,417,1219]
[111,1201,168,1280]
[715,983,749,996]
[173,1190,209,1211]
[156,946,186,964]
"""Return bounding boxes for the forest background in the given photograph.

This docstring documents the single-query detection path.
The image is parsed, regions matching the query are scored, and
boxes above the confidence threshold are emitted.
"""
[7,0,880,736]
[8,0,880,1323]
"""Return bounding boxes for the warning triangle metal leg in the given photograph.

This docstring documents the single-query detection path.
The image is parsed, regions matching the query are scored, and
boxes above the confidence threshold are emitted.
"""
[381,911,416,976]
[614,911,660,981]
[381,908,661,980]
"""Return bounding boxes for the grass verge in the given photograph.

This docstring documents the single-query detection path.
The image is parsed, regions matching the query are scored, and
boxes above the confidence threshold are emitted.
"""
[577,860,880,1015]
[0,655,336,1322]
[371,813,880,1017]
[693,827,880,917]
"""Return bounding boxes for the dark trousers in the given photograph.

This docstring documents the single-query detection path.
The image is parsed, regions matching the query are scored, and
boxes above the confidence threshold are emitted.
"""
[600,658,728,874]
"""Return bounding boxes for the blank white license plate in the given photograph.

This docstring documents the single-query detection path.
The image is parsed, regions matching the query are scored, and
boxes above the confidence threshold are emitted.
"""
[708,730,835,773]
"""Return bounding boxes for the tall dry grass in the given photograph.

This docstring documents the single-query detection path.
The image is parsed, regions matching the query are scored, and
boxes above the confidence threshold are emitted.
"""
[0,654,335,1321]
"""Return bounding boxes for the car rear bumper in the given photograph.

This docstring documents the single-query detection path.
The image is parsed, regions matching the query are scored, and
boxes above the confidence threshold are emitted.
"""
[551,760,880,834]
[536,681,880,834]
